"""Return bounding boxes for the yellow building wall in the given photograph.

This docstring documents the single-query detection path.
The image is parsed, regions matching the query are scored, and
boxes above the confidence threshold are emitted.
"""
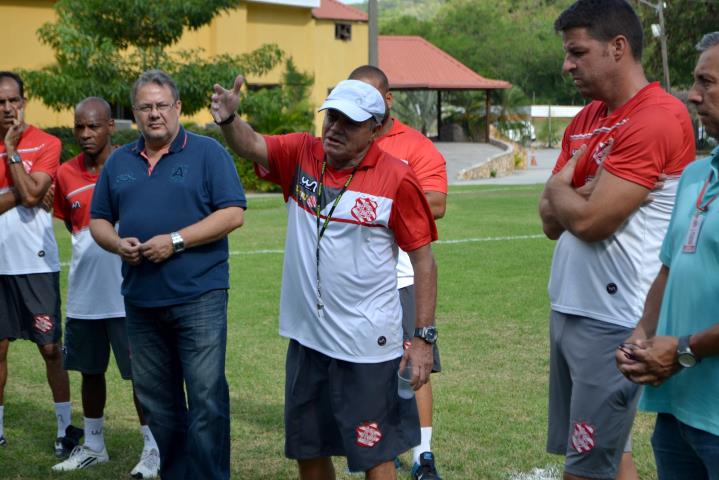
[0,1,368,135]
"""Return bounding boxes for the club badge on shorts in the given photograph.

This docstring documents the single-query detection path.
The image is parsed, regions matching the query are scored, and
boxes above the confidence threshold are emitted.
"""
[355,421,383,448]
[33,314,53,333]
[571,422,596,453]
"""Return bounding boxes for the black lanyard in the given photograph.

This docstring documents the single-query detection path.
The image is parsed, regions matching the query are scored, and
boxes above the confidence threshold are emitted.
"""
[315,159,357,311]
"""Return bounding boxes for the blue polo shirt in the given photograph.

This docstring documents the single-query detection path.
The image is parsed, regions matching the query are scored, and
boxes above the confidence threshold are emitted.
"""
[91,126,247,307]
[640,147,719,436]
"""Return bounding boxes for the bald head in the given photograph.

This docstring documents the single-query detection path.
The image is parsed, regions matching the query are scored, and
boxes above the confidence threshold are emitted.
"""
[76,96,112,120]
[349,65,389,95]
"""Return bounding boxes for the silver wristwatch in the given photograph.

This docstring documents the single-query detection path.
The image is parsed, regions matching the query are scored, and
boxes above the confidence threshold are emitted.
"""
[170,231,185,254]
[677,335,699,368]
[7,152,21,165]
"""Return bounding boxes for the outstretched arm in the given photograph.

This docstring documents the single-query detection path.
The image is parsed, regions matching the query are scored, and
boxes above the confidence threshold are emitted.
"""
[211,75,269,169]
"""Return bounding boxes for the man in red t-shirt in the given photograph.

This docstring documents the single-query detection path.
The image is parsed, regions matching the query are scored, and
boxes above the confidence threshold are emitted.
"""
[539,2,695,480]
[0,71,80,456]
[212,77,438,480]
[50,97,159,478]
[350,65,447,480]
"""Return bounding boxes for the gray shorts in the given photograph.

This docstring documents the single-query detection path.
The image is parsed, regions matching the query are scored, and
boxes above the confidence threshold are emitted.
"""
[547,310,640,480]
[0,273,61,345]
[284,340,420,473]
[400,285,441,372]
[63,317,132,379]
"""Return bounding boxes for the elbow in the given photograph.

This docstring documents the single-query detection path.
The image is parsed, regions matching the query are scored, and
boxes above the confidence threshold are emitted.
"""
[19,193,42,208]
[542,223,562,240]
[226,208,245,232]
[571,219,614,243]
[432,205,446,220]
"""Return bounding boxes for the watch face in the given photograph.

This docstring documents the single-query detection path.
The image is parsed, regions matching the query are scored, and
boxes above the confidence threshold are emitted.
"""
[424,328,437,342]
[678,352,697,368]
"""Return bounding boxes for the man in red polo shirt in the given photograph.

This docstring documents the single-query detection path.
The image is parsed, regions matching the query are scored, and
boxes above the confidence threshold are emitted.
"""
[350,65,447,480]
[212,77,438,480]
[0,71,80,457]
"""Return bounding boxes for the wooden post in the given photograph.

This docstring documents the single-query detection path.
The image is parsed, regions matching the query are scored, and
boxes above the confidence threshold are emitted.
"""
[485,89,491,143]
[436,90,442,140]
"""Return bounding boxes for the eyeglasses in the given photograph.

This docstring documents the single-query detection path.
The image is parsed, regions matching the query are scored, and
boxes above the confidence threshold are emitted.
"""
[132,102,176,114]
[0,97,22,107]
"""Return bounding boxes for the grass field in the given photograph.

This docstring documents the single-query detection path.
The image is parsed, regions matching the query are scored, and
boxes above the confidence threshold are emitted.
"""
[0,184,659,479]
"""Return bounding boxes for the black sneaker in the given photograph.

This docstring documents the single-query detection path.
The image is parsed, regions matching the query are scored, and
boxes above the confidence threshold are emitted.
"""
[54,424,83,458]
[411,451,442,480]
[0,435,6,447]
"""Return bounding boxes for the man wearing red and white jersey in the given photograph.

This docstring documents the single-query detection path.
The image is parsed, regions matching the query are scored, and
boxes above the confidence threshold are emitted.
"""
[51,97,159,478]
[0,71,78,455]
[212,77,438,480]
[350,65,447,480]
[539,2,695,480]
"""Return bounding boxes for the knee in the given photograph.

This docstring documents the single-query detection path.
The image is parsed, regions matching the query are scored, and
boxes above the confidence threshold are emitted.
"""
[39,343,62,362]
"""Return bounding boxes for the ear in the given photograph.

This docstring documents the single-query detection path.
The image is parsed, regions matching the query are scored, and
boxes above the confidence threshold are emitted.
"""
[610,35,629,62]
[108,118,116,134]
[385,91,393,111]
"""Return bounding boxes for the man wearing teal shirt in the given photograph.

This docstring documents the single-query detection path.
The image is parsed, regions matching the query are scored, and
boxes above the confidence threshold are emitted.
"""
[617,32,719,480]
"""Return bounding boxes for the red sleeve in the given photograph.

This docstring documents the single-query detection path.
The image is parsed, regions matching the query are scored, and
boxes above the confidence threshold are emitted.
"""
[52,176,65,220]
[30,134,61,179]
[601,111,680,189]
[389,171,438,252]
[552,120,575,175]
[257,133,311,201]
[407,138,448,194]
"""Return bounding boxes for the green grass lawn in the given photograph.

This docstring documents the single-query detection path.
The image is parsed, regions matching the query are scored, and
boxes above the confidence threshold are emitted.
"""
[0,184,658,479]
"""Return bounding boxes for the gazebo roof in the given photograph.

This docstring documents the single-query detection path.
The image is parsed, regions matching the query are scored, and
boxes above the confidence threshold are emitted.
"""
[379,36,511,90]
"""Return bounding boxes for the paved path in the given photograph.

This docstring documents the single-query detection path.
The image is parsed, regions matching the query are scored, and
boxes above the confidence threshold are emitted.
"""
[435,142,559,186]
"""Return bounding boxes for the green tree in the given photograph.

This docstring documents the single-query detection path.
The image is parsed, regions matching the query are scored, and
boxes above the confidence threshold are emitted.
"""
[636,0,719,90]
[21,0,283,115]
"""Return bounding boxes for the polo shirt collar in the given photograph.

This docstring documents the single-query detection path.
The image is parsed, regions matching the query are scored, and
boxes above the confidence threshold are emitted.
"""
[132,125,188,155]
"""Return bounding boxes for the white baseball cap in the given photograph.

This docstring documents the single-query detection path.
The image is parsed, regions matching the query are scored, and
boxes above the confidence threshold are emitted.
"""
[318,80,385,124]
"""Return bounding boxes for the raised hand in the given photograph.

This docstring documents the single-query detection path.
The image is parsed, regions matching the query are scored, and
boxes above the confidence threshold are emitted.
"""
[210,75,243,124]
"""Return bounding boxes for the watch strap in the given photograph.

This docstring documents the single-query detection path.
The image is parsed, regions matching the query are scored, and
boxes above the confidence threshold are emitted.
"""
[170,231,185,253]
[215,112,236,126]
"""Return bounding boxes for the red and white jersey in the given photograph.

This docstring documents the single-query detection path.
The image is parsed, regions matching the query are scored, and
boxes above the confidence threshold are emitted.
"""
[0,126,61,275]
[54,154,124,319]
[377,118,447,288]
[549,83,696,328]
[259,133,437,362]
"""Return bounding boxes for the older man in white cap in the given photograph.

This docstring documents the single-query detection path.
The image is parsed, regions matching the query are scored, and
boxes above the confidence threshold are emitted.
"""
[211,76,438,479]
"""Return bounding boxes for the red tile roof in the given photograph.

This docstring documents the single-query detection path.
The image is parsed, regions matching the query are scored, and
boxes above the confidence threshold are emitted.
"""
[312,0,368,21]
[379,36,511,90]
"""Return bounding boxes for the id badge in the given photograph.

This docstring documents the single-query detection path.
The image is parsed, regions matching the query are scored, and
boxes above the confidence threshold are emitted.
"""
[682,212,705,253]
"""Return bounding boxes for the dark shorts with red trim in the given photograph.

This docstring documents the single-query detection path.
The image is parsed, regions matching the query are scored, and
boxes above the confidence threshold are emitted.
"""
[400,285,441,372]
[0,273,61,346]
[284,339,420,473]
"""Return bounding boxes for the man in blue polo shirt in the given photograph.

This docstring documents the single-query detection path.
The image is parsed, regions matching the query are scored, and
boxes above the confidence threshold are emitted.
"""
[89,70,246,480]
[616,32,719,479]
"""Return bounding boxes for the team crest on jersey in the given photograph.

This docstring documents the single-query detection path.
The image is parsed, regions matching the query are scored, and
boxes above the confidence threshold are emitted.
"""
[355,421,383,448]
[591,139,613,166]
[71,200,81,209]
[351,197,378,224]
[33,314,53,334]
[571,422,596,453]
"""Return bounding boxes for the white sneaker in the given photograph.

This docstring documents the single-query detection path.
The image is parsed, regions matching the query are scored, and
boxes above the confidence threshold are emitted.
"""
[130,448,160,479]
[51,445,109,471]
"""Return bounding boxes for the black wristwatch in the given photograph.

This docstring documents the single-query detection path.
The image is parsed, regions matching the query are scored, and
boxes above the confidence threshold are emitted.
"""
[170,231,185,254]
[7,152,21,165]
[677,335,699,368]
[414,326,438,344]
[215,112,236,126]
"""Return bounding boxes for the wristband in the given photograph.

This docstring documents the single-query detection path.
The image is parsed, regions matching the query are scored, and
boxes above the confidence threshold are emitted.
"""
[170,231,185,253]
[215,112,236,126]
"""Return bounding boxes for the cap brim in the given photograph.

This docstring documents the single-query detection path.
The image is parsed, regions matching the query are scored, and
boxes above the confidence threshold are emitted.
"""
[318,99,373,123]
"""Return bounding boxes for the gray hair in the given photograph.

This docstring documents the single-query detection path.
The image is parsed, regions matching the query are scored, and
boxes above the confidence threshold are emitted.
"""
[697,32,719,52]
[131,70,179,105]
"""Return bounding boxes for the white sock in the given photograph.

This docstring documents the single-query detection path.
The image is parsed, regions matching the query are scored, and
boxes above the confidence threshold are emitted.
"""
[0,405,4,438]
[55,401,72,438]
[84,417,105,452]
[412,427,433,464]
[141,425,158,452]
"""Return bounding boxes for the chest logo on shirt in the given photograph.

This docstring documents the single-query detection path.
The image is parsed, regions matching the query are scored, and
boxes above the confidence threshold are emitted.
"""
[591,139,614,166]
[170,164,189,183]
[71,200,81,209]
[351,197,378,224]
[116,173,136,184]
[300,175,318,193]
